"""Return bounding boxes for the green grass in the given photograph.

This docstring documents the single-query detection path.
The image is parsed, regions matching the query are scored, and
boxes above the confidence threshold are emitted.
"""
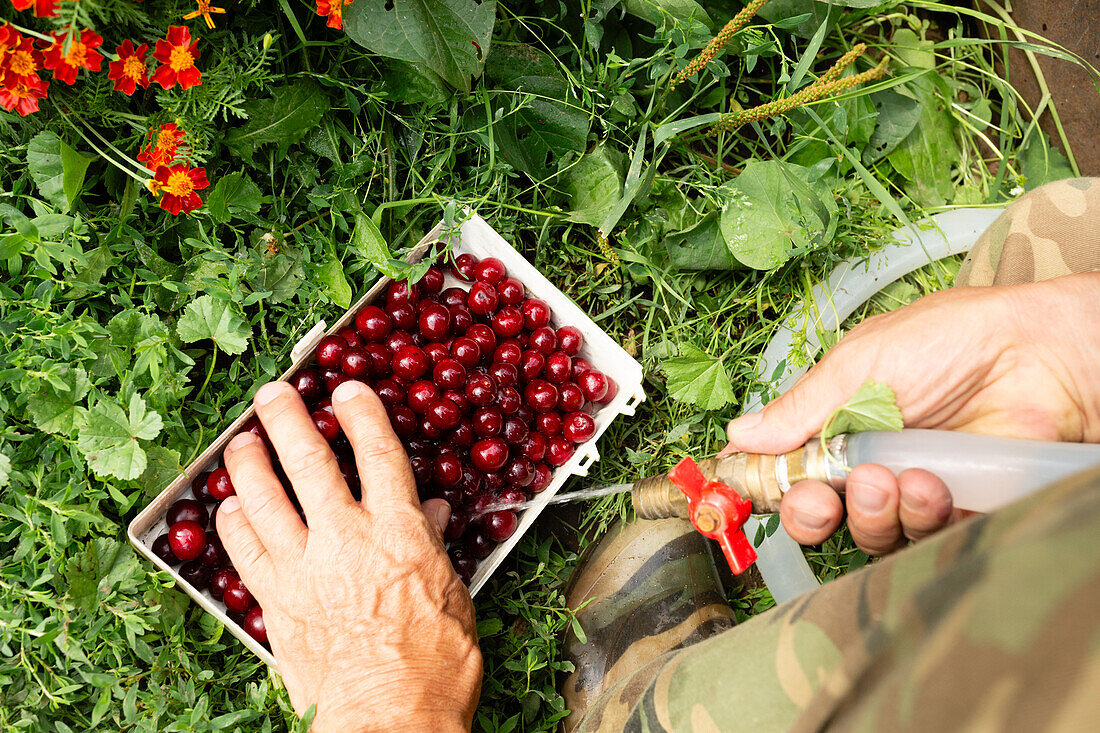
[0,0,1088,730]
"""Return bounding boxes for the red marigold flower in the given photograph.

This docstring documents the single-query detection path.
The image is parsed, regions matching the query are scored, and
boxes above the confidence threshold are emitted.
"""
[107,39,149,95]
[0,75,48,116]
[153,163,208,215]
[151,26,201,90]
[138,122,185,170]
[315,0,352,30]
[42,28,104,85]
[2,34,44,89]
[10,0,59,18]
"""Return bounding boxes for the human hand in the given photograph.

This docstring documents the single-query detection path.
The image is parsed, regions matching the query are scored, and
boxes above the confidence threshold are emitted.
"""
[722,272,1100,555]
[216,380,481,732]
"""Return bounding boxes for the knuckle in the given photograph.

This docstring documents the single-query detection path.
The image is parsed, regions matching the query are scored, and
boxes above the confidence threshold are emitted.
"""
[353,433,407,464]
[282,442,335,479]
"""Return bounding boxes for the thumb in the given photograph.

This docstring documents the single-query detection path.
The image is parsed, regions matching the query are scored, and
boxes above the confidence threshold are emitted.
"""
[421,498,452,543]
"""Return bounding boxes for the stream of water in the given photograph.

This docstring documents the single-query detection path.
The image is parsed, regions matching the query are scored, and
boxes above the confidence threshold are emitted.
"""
[472,482,634,518]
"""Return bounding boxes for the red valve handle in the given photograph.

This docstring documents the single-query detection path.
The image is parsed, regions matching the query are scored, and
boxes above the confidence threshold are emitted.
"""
[668,457,758,575]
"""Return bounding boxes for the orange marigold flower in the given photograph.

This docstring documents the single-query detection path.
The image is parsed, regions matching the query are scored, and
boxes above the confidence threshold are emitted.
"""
[153,163,209,215]
[107,39,149,95]
[138,122,186,170]
[152,26,201,90]
[0,75,48,116]
[2,34,44,90]
[315,0,352,30]
[42,28,104,85]
[10,0,59,18]
[183,0,227,30]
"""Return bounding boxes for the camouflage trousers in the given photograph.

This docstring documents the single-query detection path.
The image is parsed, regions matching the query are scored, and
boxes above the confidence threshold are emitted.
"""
[577,179,1100,732]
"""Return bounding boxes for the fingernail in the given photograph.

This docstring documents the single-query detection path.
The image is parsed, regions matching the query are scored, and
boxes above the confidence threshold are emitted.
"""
[255,382,287,406]
[791,507,829,531]
[851,483,889,513]
[225,431,259,456]
[220,496,241,514]
[332,380,365,403]
[434,502,452,531]
[727,412,763,435]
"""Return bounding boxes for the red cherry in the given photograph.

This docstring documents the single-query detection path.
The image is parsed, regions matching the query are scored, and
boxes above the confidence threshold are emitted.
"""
[502,417,529,445]
[441,287,467,308]
[499,487,527,506]
[451,419,476,449]
[484,510,518,542]
[571,357,594,380]
[198,533,227,566]
[392,346,430,381]
[505,457,534,487]
[444,509,469,542]
[524,379,559,413]
[556,326,584,356]
[387,302,417,331]
[192,471,214,502]
[385,280,418,308]
[433,358,466,390]
[529,326,556,355]
[451,337,482,368]
[424,342,450,365]
[558,381,585,412]
[152,533,177,563]
[563,411,596,443]
[314,398,334,415]
[493,340,522,366]
[471,438,509,473]
[375,378,406,406]
[315,335,346,368]
[451,253,478,282]
[597,378,618,404]
[468,281,499,316]
[338,327,363,349]
[341,347,372,379]
[364,344,393,377]
[547,436,575,466]
[545,352,572,384]
[291,368,323,401]
[529,463,553,493]
[465,323,497,355]
[385,329,416,353]
[466,528,495,560]
[427,399,462,431]
[388,405,418,438]
[579,370,609,402]
[168,520,206,562]
[443,389,469,414]
[167,499,208,527]
[465,373,496,407]
[472,406,504,438]
[321,369,349,393]
[450,547,478,584]
[492,306,524,338]
[355,305,392,343]
[312,409,341,442]
[519,432,548,462]
[474,257,506,284]
[519,350,545,381]
[209,567,237,601]
[459,465,482,496]
[207,468,235,500]
[449,305,473,334]
[420,266,445,294]
[497,385,522,415]
[497,276,525,306]
[243,606,268,644]
[521,299,551,330]
[180,559,211,590]
[409,451,434,485]
[419,303,452,341]
[407,380,439,414]
[535,411,561,436]
[489,362,518,388]
[434,453,463,488]
[223,577,256,613]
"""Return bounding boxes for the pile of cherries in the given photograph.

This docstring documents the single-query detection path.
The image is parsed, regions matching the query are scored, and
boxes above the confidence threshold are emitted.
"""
[152,467,269,647]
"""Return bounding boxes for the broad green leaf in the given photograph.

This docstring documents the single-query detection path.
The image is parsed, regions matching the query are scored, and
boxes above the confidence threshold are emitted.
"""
[484,44,590,181]
[719,160,835,270]
[318,257,353,308]
[822,380,904,439]
[350,212,401,278]
[27,131,68,209]
[108,310,167,348]
[344,0,496,92]
[77,394,163,480]
[176,294,251,355]
[887,81,959,207]
[653,113,723,146]
[661,344,736,411]
[27,365,90,435]
[1018,131,1074,190]
[382,59,451,105]
[664,213,739,271]
[60,142,94,212]
[566,147,623,226]
[66,540,100,611]
[622,0,713,29]
[227,82,331,160]
[0,450,10,488]
[247,252,304,304]
[140,445,183,501]
[864,89,921,162]
[205,172,265,223]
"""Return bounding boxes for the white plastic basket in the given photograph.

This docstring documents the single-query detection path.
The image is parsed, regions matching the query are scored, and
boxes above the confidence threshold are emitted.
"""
[128,212,646,667]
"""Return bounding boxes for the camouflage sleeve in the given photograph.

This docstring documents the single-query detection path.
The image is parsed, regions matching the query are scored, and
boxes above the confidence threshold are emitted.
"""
[577,466,1100,733]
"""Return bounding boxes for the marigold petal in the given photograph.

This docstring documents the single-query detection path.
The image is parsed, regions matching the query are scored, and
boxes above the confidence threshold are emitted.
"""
[177,66,202,90]
[151,65,176,90]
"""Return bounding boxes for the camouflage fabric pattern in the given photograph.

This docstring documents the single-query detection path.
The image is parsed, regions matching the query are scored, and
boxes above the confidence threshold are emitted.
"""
[571,179,1100,731]
[576,467,1100,732]
[957,178,1100,287]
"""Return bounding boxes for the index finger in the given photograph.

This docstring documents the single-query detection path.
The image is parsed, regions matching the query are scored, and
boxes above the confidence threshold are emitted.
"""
[329,380,418,512]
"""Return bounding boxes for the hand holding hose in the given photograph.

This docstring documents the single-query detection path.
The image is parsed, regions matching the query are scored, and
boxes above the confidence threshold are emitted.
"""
[721,273,1100,556]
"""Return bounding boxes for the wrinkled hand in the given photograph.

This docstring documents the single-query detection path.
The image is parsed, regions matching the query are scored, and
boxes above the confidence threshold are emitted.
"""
[722,273,1100,555]
[217,380,481,732]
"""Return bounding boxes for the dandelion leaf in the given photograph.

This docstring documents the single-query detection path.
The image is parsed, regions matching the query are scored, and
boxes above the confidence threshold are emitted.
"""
[228,83,330,161]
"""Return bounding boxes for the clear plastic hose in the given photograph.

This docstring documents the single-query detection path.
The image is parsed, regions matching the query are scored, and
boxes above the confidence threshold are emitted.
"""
[742,208,1005,604]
